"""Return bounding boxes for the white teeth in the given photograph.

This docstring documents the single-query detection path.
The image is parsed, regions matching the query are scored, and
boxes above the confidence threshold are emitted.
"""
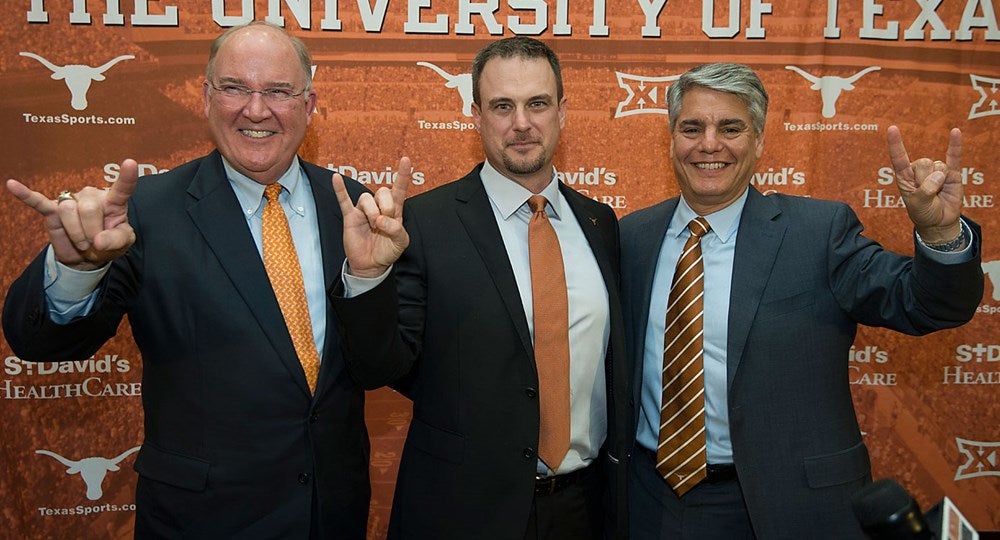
[241,129,273,138]
[695,162,726,170]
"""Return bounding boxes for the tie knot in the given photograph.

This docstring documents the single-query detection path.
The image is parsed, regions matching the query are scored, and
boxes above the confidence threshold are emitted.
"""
[528,195,549,214]
[264,183,283,202]
[688,217,711,238]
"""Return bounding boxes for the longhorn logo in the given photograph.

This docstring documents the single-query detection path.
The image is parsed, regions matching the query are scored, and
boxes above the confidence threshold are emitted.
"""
[36,446,140,500]
[785,65,880,118]
[20,52,135,111]
[417,62,473,117]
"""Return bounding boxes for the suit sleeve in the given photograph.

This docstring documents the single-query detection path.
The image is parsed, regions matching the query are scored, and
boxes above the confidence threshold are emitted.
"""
[3,248,126,361]
[828,204,983,334]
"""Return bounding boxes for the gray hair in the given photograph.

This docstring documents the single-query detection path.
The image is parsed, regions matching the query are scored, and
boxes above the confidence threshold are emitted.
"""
[205,21,313,92]
[471,36,563,105]
[667,63,768,134]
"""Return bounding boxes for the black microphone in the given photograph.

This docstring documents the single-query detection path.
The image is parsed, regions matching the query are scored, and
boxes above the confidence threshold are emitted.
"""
[851,478,934,539]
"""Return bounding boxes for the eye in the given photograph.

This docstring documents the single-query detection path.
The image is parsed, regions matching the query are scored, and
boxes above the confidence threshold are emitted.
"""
[264,88,295,101]
[529,99,549,109]
[680,126,703,137]
[220,85,251,97]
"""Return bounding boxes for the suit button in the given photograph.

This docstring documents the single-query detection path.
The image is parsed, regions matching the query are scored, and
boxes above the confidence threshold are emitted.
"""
[525,388,537,398]
[298,473,310,485]
[309,413,319,423]
[27,311,40,324]
[523,447,535,459]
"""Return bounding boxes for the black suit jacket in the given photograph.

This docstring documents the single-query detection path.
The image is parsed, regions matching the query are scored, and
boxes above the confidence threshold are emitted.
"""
[332,164,630,540]
[3,151,372,539]
[621,187,983,538]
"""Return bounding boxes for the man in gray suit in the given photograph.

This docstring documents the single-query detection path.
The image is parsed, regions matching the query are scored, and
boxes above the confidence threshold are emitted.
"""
[621,63,983,538]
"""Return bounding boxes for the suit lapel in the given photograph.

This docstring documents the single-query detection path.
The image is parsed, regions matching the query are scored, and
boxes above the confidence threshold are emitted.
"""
[185,151,312,397]
[559,183,616,299]
[305,161,346,398]
[453,168,534,358]
[627,199,676,399]
[727,188,785,388]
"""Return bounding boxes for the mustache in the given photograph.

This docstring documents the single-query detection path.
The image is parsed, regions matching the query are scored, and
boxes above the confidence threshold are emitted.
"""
[506,135,540,146]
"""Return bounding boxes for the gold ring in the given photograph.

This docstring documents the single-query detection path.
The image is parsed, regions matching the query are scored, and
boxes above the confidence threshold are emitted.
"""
[56,191,75,203]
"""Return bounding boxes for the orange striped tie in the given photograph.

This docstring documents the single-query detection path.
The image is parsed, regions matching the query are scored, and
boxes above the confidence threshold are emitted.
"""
[262,183,320,394]
[528,195,571,471]
[657,217,711,496]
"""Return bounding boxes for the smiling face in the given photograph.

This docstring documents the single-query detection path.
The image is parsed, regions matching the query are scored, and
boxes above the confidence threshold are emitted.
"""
[203,25,317,185]
[670,86,764,215]
[472,56,566,193]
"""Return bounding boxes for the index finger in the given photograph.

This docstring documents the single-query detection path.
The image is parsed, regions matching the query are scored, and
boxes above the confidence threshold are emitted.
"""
[6,179,56,216]
[391,156,412,207]
[331,171,355,216]
[886,125,911,175]
[105,159,139,209]
[944,127,962,174]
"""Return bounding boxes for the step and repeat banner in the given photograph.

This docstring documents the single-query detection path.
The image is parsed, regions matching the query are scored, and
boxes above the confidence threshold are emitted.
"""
[1,0,997,537]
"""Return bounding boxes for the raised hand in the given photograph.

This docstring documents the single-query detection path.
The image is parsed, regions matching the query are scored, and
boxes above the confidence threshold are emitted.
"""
[886,125,963,244]
[6,159,138,270]
[333,156,412,278]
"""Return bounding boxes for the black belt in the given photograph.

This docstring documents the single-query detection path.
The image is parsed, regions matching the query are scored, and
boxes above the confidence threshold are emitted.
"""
[535,463,595,496]
[643,449,737,484]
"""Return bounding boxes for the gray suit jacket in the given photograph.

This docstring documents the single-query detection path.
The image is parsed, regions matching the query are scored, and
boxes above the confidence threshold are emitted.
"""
[4,151,372,539]
[620,186,982,538]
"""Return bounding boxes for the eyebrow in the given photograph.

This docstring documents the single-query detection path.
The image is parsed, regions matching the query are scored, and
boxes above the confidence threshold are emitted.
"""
[216,76,295,89]
[678,117,748,128]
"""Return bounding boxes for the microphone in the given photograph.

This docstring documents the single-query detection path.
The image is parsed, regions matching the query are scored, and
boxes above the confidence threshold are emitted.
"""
[851,478,933,539]
[851,479,980,540]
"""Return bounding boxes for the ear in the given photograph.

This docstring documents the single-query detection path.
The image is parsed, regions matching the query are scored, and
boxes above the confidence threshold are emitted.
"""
[202,81,211,118]
[754,131,765,159]
[472,101,482,132]
[305,90,319,124]
[558,96,567,128]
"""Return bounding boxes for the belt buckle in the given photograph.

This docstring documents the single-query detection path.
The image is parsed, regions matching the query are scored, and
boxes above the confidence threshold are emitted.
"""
[535,474,558,495]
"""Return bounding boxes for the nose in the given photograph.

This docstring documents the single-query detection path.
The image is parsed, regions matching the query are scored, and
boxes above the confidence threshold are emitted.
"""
[241,92,273,121]
[699,127,724,153]
[512,106,531,131]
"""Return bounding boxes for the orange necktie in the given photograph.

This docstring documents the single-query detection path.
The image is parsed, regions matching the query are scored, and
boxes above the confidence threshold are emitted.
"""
[527,195,571,471]
[657,217,711,496]
[262,183,320,394]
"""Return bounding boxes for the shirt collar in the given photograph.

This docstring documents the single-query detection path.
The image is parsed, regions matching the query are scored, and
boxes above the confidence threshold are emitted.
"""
[479,160,564,221]
[224,157,306,218]
[673,188,748,243]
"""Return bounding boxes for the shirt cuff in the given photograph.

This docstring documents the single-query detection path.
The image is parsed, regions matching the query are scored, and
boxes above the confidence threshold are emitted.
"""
[44,246,108,322]
[341,260,391,298]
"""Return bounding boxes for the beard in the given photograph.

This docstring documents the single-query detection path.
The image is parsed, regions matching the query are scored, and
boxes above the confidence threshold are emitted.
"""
[501,146,547,176]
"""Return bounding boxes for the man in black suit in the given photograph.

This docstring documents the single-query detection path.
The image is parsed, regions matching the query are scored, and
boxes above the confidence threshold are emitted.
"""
[621,63,983,538]
[3,22,388,538]
[330,37,629,539]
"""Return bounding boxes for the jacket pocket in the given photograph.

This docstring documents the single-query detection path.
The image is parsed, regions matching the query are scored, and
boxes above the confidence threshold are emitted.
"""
[407,417,465,465]
[134,442,211,492]
[803,441,871,488]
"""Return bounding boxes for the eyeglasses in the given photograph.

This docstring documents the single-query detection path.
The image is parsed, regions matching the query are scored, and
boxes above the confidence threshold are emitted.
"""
[207,82,308,107]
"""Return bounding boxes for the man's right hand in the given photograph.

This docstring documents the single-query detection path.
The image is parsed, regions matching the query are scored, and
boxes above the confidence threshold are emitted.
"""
[6,159,139,271]
[333,156,412,278]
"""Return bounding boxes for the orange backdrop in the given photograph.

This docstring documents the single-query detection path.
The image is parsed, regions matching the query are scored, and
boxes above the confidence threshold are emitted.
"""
[2,1,997,537]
